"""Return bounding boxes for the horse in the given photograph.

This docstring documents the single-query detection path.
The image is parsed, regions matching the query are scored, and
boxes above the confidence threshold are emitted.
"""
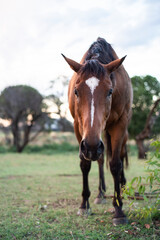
[62,37,133,225]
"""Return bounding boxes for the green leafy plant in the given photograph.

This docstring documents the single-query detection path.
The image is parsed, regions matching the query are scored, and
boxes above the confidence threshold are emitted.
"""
[123,140,160,221]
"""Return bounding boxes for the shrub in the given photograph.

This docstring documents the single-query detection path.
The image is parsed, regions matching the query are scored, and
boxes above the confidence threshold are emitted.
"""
[123,140,160,221]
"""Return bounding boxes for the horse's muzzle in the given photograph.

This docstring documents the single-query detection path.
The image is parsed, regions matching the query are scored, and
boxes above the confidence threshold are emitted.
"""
[80,139,104,161]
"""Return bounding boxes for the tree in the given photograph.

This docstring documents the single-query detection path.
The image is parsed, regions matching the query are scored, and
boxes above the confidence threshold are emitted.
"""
[49,75,69,118]
[136,98,160,158]
[128,75,160,158]
[46,75,73,131]
[0,85,45,152]
[46,94,63,118]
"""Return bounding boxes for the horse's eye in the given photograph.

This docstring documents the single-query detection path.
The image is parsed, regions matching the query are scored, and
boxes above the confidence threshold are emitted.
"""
[107,89,113,97]
[74,88,79,97]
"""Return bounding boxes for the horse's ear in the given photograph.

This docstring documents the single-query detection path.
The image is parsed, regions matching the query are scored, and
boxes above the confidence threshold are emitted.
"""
[61,54,82,72]
[103,56,127,74]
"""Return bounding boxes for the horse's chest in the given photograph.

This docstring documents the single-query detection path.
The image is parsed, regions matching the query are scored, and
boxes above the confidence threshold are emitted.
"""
[106,111,120,127]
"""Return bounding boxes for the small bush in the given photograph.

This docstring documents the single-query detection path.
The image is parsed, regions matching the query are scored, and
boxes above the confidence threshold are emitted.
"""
[123,140,160,221]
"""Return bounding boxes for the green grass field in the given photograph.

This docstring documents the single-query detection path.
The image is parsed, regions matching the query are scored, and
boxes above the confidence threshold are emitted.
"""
[0,148,159,239]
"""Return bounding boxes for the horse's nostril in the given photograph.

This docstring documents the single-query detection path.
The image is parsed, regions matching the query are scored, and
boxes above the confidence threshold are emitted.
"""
[97,140,104,155]
[80,140,87,153]
[80,139,104,161]
[88,151,92,159]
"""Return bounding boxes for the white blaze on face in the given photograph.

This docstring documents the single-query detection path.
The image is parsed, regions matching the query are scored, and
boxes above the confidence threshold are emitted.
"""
[85,77,100,127]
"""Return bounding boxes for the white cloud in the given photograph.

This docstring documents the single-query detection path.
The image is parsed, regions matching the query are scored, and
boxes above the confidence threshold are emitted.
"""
[0,0,160,95]
[124,37,160,80]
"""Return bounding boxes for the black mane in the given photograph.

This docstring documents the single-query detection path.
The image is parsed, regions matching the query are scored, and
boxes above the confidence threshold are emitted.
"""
[79,38,115,79]
[80,59,105,79]
[85,37,115,64]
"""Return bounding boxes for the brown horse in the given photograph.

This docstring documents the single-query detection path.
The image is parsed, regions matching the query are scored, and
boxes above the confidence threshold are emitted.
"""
[62,37,133,225]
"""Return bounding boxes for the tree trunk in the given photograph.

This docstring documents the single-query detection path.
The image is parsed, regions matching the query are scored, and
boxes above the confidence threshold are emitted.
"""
[10,111,44,153]
[135,98,160,159]
[17,125,32,153]
[16,117,44,153]
[135,139,146,159]
[11,121,20,151]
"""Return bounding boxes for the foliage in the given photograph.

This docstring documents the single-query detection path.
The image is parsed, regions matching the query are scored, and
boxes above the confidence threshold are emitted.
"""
[123,140,160,221]
[0,85,45,152]
[0,85,43,119]
[129,75,160,138]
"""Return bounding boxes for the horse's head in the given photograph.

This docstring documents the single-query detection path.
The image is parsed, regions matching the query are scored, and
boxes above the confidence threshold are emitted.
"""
[62,54,126,161]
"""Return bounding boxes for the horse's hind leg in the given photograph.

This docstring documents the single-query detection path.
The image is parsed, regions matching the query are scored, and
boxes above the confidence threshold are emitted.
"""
[120,134,128,189]
[109,122,128,225]
[120,157,126,189]
[94,154,106,204]
[120,150,128,190]
[77,157,92,216]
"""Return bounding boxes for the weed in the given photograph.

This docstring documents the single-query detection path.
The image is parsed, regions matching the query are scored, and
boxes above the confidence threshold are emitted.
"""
[123,140,160,222]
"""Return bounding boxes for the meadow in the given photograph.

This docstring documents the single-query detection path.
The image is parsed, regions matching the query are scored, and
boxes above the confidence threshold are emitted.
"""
[0,132,159,239]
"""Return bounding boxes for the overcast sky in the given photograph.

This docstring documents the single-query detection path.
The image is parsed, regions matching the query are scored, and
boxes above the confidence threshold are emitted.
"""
[0,0,160,95]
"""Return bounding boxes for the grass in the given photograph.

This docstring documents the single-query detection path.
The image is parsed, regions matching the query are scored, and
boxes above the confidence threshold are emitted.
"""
[0,150,159,239]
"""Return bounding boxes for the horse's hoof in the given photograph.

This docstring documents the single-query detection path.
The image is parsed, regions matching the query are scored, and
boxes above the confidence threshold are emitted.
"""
[94,197,106,204]
[113,217,128,226]
[77,208,92,216]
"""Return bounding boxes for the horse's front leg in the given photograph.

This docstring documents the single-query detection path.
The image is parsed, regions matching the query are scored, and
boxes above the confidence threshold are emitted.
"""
[94,154,106,204]
[77,157,91,216]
